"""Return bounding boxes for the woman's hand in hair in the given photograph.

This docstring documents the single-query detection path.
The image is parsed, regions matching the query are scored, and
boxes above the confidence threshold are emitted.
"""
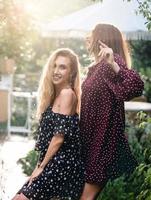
[98,40,114,65]
[98,40,120,74]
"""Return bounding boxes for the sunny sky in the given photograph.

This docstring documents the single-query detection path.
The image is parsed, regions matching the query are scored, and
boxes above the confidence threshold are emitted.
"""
[15,0,93,22]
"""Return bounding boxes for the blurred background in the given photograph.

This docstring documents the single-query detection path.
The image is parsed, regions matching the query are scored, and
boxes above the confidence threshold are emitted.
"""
[0,0,151,199]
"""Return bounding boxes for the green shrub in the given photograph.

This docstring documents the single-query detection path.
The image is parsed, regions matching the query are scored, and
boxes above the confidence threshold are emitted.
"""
[141,74,151,102]
[18,150,39,176]
[98,112,151,200]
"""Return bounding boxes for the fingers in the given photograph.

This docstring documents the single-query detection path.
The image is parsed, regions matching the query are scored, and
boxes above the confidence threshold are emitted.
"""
[27,179,32,187]
[11,194,20,200]
[98,49,106,59]
[27,167,43,187]
[98,40,112,59]
[98,40,108,48]
[11,193,29,200]
[98,49,103,57]
[27,173,38,187]
[98,49,110,59]
[27,176,35,187]
[27,179,34,187]
[19,193,29,200]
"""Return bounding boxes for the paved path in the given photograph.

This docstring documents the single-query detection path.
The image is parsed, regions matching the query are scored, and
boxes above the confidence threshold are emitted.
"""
[0,135,35,200]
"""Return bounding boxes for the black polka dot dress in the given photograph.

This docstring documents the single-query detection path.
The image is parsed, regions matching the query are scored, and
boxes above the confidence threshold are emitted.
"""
[17,106,85,200]
[80,54,144,185]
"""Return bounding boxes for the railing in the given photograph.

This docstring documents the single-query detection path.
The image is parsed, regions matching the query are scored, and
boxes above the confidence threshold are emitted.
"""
[125,101,151,111]
[7,92,37,137]
[7,91,151,137]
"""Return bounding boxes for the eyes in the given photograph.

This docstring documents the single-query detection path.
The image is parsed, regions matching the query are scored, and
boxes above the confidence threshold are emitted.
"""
[53,64,67,70]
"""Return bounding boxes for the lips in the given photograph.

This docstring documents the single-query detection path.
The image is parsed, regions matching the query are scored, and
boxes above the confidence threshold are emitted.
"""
[53,75,62,80]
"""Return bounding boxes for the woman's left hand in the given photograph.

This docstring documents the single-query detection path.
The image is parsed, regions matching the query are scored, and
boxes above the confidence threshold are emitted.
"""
[98,40,120,73]
[98,40,115,65]
[28,166,44,187]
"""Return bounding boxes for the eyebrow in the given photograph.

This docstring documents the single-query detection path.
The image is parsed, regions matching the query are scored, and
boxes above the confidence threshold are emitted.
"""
[54,63,67,67]
[58,64,68,67]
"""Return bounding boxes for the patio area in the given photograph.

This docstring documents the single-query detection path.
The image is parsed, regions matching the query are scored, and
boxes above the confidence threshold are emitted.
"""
[0,134,35,200]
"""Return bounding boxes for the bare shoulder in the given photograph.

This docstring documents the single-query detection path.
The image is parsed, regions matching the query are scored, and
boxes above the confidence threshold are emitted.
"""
[55,88,77,115]
[52,88,77,115]
[60,88,76,103]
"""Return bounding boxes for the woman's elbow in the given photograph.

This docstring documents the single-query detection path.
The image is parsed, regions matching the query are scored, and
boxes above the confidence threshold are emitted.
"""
[53,135,64,146]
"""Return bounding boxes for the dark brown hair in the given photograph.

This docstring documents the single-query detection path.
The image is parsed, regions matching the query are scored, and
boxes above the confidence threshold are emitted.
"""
[89,24,131,68]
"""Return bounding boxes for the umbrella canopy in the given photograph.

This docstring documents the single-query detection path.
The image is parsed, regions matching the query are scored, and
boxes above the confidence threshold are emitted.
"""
[39,0,151,40]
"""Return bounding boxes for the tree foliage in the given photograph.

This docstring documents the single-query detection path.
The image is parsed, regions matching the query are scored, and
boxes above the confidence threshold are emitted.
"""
[0,0,37,64]
[127,0,151,30]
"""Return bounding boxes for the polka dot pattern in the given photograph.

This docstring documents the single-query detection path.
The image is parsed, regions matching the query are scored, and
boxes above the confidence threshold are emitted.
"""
[17,106,85,200]
[80,54,144,185]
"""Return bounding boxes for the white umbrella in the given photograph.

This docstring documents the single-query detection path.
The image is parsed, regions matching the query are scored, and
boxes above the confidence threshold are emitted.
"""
[39,0,151,40]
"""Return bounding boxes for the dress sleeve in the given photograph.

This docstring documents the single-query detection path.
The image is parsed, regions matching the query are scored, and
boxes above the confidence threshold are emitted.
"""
[53,114,74,137]
[98,54,144,101]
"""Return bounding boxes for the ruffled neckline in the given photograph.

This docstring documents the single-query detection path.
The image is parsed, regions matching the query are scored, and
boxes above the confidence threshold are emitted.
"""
[48,106,79,119]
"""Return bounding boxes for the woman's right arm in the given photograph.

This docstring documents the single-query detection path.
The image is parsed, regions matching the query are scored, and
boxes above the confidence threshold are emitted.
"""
[99,55,144,101]
[39,88,76,169]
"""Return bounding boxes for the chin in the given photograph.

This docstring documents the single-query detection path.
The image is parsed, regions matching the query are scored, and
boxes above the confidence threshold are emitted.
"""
[52,81,63,86]
[53,82,60,86]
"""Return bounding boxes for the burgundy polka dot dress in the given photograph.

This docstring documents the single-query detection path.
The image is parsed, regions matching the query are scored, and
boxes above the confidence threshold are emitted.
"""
[80,54,144,185]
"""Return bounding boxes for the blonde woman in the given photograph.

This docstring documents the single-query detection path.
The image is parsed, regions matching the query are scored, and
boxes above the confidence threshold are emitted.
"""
[80,24,144,200]
[12,48,84,200]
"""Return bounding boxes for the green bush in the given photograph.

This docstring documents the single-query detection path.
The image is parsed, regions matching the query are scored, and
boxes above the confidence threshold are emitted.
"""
[98,112,151,200]
[141,74,151,102]
[18,150,39,176]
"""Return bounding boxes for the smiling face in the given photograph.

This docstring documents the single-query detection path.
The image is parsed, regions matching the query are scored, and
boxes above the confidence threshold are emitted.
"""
[52,56,71,87]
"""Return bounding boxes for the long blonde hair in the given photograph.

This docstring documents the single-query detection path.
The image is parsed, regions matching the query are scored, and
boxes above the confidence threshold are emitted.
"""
[36,48,81,120]
[89,24,131,68]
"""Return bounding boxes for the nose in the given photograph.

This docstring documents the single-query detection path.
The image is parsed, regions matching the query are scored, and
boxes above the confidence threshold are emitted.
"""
[54,67,59,74]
